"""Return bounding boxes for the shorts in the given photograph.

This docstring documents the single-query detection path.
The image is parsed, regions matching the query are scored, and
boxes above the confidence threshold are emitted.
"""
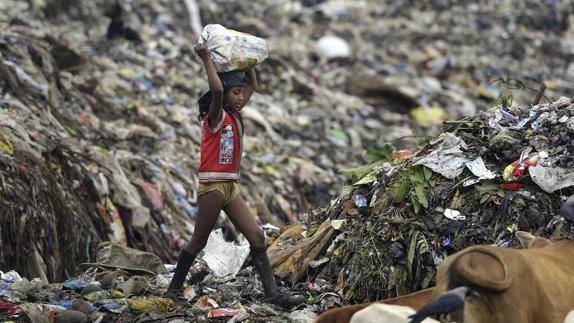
[197,182,240,206]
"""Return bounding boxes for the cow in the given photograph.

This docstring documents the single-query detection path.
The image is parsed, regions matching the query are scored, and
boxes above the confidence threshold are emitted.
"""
[316,288,433,323]
[410,231,574,323]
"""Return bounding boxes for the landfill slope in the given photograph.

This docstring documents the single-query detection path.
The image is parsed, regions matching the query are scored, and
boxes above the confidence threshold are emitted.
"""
[289,97,574,304]
[0,0,572,309]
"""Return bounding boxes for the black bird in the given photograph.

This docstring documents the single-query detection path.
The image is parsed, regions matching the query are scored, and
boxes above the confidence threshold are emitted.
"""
[409,286,477,323]
[561,196,574,223]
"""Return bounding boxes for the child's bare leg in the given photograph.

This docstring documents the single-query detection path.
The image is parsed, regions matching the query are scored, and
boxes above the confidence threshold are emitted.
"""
[222,194,265,248]
[167,191,225,299]
[184,191,225,255]
[224,195,305,308]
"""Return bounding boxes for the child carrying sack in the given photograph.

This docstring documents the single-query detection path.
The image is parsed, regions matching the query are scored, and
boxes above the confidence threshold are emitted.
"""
[197,24,268,72]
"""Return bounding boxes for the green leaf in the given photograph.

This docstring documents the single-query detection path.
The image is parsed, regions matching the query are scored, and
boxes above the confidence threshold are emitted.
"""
[414,184,429,208]
[423,166,433,181]
[410,192,421,214]
[339,160,384,182]
[353,173,378,186]
[393,176,410,201]
[329,128,349,145]
[365,143,395,163]
[421,270,435,288]
[407,231,419,277]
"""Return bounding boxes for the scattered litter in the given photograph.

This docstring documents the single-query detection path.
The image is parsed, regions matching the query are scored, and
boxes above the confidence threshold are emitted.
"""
[444,209,466,221]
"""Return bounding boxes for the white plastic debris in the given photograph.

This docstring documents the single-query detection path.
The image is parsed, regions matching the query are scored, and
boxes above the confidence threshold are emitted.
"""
[199,229,250,280]
[414,133,470,179]
[529,165,574,193]
[444,209,466,221]
[316,35,351,59]
[463,156,497,186]
[1,270,23,283]
[309,257,330,268]
[198,24,268,72]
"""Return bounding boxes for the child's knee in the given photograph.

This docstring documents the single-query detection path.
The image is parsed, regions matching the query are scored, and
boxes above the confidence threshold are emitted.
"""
[249,229,266,249]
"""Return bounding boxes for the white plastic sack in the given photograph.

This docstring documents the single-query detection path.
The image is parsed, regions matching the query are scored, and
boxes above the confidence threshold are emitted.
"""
[198,24,268,72]
[199,229,250,280]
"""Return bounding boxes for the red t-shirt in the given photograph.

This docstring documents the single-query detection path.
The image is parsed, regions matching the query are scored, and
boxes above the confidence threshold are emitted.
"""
[198,111,243,183]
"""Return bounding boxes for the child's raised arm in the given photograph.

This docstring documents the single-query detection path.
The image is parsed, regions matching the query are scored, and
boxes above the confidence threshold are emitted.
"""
[240,67,258,110]
[195,43,224,128]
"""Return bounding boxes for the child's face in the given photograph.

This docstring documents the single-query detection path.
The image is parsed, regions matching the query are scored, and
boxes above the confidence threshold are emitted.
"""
[224,86,245,111]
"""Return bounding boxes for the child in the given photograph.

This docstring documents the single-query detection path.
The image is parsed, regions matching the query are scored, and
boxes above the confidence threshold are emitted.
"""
[165,43,305,308]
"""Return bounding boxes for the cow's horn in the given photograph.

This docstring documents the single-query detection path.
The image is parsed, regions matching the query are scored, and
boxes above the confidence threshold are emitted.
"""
[451,246,512,293]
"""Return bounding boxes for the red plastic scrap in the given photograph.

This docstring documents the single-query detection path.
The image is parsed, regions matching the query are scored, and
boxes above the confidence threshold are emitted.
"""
[0,300,22,316]
[392,150,413,161]
[136,180,164,210]
[195,296,218,310]
[207,308,240,318]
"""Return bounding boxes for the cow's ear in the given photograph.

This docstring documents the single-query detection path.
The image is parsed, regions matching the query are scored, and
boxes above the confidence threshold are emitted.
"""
[515,231,535,248]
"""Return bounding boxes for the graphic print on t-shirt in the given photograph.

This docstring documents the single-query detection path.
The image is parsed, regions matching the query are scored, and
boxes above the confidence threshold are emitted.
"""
[219,124,234,164]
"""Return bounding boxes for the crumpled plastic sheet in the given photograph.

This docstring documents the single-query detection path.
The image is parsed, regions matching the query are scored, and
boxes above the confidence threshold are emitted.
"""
[529,165,574,193]
[414,133,470,179]
[199,229,250,280]
[463,156,497,186]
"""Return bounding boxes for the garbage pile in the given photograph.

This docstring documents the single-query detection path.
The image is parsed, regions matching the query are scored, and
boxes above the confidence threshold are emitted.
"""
[0,0,573,309]
[0,241,319,322]
[267,97,574,305]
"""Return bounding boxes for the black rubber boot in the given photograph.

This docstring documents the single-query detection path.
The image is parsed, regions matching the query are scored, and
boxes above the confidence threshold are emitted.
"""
[250,246,306,308]
[165,250,196,305]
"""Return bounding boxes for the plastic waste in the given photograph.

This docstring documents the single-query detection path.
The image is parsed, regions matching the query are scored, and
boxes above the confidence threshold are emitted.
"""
[0,300,22,316]
[199,229,250,279]
[207,308,240,318]
[502,151,539,181]
[316,35,351,59]
[194,296,219,310]
[0,270,23,283]
[63,279,91,291]
[198,24,268,72]
[529,165,574,193]
[413,133,470,179]
[444,209,465,221]
[126,297,176,314]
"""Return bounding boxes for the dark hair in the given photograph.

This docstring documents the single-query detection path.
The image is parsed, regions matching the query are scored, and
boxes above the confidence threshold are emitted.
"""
[197,71,247,121]
[197,90,237,122]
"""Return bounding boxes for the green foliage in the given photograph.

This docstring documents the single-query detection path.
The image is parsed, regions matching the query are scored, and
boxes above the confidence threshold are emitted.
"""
[364,143,395,164]
[393,166,435,214]
[476,181,505,204]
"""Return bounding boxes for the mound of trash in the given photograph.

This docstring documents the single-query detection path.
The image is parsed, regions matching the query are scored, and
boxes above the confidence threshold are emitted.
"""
[269,97,574,304]
[1,0,573,283]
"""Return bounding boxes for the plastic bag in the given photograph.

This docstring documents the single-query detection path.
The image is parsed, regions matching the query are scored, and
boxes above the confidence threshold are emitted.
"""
[197,24,268,72]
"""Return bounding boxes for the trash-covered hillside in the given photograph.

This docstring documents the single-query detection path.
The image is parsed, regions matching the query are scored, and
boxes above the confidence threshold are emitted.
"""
[275,97,574,305]
[0,0,574,321]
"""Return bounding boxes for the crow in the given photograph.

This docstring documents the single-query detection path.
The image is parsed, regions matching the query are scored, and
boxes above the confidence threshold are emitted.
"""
[409,286,478,323]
